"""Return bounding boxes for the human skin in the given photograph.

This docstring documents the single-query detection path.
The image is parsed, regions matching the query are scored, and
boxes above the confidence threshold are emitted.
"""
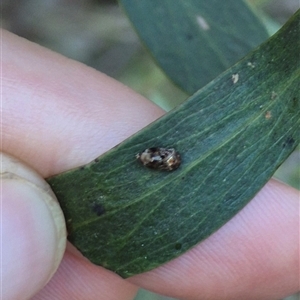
[2,29,299,300]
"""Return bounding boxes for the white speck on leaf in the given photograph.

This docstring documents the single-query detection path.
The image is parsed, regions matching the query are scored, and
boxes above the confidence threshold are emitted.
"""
[196,15,210,30]
[247,62,255,68]
[232,74,239,84]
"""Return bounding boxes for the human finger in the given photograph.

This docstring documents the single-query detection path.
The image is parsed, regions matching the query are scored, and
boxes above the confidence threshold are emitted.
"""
[131,179,299,300]
[1,153,66,300]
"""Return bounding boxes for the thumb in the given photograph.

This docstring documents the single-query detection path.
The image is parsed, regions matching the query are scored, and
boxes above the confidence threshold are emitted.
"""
[1,153,67,300]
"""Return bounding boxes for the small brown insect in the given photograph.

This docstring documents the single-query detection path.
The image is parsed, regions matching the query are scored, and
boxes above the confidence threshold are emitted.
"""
[136,147,181,171]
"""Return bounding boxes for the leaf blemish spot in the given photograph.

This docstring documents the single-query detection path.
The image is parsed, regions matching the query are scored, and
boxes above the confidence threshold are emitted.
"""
[232,73,239,84]
[186,33,193,40]
[283,137,295,148]
[265,111,272,119]
[91,203,106,216]
[196,15,210,30]
[175,243,182,250]
[247,62,255,68]
[289,97,299,113]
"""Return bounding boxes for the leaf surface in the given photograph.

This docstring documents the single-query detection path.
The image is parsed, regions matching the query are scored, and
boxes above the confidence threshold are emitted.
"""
[47,10,300,278]
[119,0,269,94]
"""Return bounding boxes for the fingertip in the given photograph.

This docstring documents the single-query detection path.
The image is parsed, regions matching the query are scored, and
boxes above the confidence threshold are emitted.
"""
[1,153,67,300]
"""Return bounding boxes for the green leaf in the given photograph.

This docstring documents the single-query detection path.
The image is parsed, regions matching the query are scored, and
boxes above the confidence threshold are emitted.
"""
[119,0,269,94]
[47,10,300,278]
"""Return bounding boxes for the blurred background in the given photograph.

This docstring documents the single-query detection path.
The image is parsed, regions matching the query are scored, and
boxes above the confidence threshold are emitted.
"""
[2,1,299,299]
